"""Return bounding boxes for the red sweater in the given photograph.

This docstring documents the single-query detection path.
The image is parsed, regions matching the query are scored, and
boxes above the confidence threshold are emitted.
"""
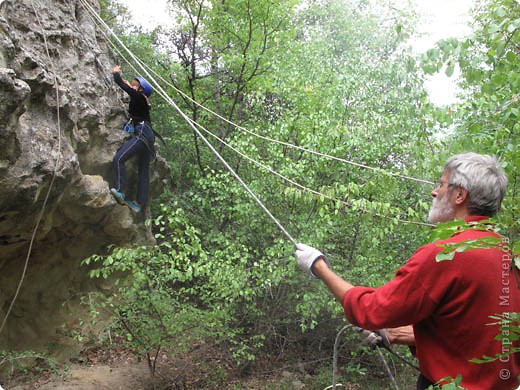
[343,217,520,389]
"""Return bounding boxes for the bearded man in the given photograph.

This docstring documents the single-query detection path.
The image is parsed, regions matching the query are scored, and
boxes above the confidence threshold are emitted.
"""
[295,153,520,389]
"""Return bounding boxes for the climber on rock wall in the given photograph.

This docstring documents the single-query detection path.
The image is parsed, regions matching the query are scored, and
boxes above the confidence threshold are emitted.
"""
[110,64,156,213]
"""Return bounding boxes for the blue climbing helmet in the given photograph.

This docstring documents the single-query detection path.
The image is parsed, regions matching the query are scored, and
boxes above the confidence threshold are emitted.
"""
[134,76,153,97]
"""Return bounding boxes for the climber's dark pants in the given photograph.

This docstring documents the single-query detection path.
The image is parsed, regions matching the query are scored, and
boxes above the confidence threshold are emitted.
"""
[113,122,155,205]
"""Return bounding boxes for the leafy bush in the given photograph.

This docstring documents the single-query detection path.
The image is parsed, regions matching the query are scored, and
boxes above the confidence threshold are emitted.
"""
[81,202,296,379]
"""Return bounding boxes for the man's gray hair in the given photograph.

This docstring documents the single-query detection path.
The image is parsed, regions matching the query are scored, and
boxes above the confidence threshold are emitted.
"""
[444,152,508,217]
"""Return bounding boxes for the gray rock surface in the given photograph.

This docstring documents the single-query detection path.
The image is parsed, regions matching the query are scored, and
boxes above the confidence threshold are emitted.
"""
[0,0,169,353]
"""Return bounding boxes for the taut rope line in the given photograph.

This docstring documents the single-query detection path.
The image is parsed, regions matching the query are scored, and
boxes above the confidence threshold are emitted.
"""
[120,53,434,186]
[80,7,434,228]
[79,0,297,245]
[188,116,434,227]
[81,3,432,187]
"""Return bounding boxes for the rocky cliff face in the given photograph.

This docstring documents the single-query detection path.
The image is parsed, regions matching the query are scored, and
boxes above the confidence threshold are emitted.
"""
[0,0,169,353]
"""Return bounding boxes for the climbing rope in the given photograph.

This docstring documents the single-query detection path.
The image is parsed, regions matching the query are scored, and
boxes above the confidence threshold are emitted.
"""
[78,0,433,187]
[79,4,434,228]
[187,115,434,227]
[0,0,63,335]
[79,0,298,245]
[375,346,400,390]
[104,36,433,187]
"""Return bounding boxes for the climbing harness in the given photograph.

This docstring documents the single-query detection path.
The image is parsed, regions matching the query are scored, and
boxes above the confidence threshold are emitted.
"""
[123,121,167,152]
[134,121,157,161]
[123,118,134,134]
[122,118,164,160]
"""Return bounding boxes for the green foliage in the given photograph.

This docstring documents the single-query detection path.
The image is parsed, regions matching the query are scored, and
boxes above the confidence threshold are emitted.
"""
[0,350,62,383]
[469,312,520,364]
[513,241,520,269]
[421,0,519,239]
[95,0,520,385]
[429,219,505,261]
[82,202,293,371]
[99,0,130,28]
[435,235,504,261]
[430,219,498,241]
[427,374,465,389]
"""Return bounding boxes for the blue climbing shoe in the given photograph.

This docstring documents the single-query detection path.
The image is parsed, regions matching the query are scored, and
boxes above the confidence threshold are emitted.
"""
[110,188,126,205]
[125,200,142,213]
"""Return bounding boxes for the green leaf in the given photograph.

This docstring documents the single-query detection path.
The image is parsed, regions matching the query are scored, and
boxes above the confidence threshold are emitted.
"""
[445,62,455,77]
[506,51,516,63]
[436,251,456,262]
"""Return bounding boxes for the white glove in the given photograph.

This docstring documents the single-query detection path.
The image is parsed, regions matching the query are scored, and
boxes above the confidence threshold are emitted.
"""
[295,243,329,277]
[354,327,390,349]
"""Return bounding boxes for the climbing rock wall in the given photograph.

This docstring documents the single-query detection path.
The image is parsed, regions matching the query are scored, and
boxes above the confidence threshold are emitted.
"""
[0,0,169,353]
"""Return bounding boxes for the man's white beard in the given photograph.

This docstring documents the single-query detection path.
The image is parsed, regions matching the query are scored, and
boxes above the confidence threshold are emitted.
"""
[428,193,455,223]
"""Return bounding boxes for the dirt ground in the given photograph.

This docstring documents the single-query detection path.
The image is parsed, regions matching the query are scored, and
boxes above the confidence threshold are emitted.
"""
[8,362,152,390]
[1,345,317,390]
[3,347,152,390]
[5,363,364,390]
[1,342,411,389]
[3,361,315,390]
